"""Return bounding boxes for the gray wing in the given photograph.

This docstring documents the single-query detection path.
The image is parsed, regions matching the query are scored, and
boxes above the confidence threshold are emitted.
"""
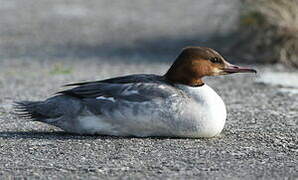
[64,74,166,87]
[59,75,189,136]
[81,82,181,115]
[60,74,171,99]
[59,75,182,115]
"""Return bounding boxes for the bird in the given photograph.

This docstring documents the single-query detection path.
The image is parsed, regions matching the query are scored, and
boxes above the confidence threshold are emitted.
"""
[14,47,256,138]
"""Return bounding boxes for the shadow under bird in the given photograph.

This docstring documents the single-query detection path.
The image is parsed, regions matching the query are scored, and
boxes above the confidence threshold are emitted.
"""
[15,47,256,138]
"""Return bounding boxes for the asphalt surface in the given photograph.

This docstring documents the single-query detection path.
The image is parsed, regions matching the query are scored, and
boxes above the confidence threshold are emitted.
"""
[0,0,297,179]
[0,59,297,179]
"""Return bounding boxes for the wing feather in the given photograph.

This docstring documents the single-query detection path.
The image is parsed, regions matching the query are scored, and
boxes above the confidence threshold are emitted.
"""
[59,74,177,100]
[64,74,161,86]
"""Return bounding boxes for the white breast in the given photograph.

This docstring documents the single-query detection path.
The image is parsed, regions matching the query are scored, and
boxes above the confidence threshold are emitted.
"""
[177,84,227,137]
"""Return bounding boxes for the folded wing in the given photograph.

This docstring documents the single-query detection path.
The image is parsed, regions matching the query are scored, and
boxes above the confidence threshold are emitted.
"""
[59,74,180,115]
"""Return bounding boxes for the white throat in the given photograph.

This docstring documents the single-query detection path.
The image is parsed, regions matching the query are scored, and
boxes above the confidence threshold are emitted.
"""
[176,84,222,102]
[176,84,227,137]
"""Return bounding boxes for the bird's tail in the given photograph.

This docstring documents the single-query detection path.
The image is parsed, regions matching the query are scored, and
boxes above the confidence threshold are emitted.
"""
[13,101,47,121]
[14,95,83,124]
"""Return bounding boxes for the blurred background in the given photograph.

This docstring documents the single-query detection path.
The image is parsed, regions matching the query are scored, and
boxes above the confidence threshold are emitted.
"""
[0,0,297,96]
[0,0,239,61]
[0,0,297,65]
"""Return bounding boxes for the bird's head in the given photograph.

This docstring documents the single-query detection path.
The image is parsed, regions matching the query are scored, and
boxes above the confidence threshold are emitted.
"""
[165,47,257,86]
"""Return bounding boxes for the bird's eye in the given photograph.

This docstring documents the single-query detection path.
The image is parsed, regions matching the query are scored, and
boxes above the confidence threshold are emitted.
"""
[209,57,221,64]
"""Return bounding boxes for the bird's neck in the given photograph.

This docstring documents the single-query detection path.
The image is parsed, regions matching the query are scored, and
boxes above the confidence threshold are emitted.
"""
[164,68,204,87]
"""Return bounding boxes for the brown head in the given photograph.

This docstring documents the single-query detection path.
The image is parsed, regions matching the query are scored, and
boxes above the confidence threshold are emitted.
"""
[164,47,257,86]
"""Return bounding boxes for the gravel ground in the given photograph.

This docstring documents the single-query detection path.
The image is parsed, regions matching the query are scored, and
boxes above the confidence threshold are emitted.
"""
[0,0,297,179]
[0,59,297,179]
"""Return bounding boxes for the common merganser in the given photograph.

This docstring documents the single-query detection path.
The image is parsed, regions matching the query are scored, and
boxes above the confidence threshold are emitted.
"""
[15,47,256,138]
